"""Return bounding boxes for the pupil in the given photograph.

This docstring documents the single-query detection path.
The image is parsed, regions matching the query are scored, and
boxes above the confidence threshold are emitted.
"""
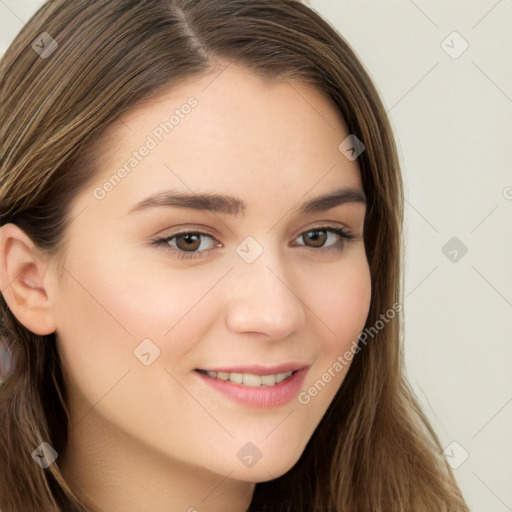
[305,230,326,248]
[177,234,200,251]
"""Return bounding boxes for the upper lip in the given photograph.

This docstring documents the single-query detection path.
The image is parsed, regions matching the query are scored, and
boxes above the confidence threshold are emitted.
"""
[195,363,310,375]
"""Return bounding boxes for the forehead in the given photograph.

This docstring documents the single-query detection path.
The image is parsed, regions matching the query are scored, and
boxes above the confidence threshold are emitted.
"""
[83,65,363,214]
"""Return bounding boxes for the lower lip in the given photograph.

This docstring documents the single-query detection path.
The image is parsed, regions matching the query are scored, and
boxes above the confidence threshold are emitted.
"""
[195,368,308,409]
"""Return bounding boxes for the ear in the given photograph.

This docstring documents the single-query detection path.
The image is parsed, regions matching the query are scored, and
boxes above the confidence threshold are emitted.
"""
[0,223,57,335]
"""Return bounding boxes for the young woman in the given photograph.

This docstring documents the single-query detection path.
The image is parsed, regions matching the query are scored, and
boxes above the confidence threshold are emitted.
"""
[0,1,470,511]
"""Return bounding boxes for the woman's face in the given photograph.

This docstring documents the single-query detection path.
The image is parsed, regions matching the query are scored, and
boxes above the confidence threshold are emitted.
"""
[48,65,371,482]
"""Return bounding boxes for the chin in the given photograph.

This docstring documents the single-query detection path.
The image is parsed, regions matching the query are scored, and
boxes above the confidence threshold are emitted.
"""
[227,448,304,483]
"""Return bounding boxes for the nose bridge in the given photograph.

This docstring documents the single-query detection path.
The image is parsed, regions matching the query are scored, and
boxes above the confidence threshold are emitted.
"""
[224,245,306,337]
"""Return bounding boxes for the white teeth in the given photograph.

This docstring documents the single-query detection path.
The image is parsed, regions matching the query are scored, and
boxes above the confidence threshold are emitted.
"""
[242,373,261,386]
[275,372,292,383]
[201,370,294,387]
[260,374,276,386]
[230,372,243,384]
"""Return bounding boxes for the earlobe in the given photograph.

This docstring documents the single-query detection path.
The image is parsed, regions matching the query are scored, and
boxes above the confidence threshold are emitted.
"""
[0,223,57,336]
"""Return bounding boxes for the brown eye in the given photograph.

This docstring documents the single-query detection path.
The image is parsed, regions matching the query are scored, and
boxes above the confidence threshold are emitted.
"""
[295,227,352,252]
[175,233,202,251]
[302,230,328,248]
[161,232,219,253]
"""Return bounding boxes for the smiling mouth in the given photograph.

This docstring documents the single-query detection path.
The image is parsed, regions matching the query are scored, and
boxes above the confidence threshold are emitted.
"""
[194,369,298,387]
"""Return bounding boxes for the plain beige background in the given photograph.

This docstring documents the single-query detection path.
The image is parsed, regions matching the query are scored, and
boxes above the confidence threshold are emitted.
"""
[1,1,511,510]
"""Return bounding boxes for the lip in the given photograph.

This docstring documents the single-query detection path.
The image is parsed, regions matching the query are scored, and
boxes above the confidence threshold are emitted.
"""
[196,363,308,375]
[194,366,309,409]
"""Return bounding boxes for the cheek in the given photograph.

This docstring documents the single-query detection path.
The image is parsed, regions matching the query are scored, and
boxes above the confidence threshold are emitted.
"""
[304,250,372,351]
[52,246,224,389]
[52,252,207,442]
[94,249,228,332]
[279,252,371,459]
[52,263,135,419]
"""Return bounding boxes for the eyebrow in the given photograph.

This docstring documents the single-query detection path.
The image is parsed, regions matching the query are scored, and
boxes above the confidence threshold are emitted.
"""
[127,186,366,216]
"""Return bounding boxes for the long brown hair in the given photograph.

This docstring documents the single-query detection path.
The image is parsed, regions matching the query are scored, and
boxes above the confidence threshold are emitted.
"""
[0,1,469,510]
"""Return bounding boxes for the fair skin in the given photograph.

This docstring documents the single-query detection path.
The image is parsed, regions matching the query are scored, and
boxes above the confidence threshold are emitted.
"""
[0,65,371,512]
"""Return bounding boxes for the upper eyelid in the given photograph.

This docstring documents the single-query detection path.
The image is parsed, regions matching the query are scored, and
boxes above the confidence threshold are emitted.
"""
[160,222,353,238]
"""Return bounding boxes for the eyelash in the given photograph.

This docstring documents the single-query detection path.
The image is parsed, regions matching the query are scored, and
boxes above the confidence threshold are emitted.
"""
[151,226,355,261]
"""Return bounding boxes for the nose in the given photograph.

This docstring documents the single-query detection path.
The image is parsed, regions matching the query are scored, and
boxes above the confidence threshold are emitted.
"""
[224,252,307,339]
